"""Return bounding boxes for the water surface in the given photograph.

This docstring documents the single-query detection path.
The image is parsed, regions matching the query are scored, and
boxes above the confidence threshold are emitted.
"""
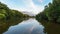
[1,18,60,34]
[3,18,45,34]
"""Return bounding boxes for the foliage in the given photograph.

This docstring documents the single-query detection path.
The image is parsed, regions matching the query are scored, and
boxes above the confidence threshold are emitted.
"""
[36,0,60,24]
[0,2,30,22]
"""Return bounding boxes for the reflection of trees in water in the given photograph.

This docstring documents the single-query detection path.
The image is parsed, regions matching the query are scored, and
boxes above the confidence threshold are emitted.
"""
[0,20,23,34]
[38,21,60,34]
[0,23,10,34]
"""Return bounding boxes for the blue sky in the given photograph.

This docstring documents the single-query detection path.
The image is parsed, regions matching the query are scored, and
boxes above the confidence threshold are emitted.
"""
[0,0,52,14]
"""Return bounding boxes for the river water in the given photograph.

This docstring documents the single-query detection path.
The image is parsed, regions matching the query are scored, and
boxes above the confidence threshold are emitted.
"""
[3,18,45,34]
[3,18,60,34]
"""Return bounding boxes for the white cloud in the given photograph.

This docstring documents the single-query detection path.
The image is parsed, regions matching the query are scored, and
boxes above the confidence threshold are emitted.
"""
[39,0,44,3]
[18,0,44,14]
[0,0,44,14]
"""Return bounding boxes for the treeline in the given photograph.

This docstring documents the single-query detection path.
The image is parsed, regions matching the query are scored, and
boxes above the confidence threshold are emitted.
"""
[36,0,60,24]
[0,2,30,24]
[0,2,31,34]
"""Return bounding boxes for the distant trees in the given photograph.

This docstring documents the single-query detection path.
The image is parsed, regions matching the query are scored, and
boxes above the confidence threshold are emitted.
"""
[0,2,30,23]
[36,0,60,23]
[0,2,31,34]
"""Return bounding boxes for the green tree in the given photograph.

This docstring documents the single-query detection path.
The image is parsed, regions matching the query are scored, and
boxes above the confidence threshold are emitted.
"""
[36,0,60,23]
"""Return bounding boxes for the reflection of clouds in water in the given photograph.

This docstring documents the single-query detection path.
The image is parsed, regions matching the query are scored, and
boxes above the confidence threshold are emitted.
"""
[3,18,45,34]
[31,25,44,34]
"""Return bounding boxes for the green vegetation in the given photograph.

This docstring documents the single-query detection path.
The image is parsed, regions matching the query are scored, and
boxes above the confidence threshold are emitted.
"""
[0,2,31,23]
[36,0,60,24]
[36,0,60,34]
[0,2,31,34]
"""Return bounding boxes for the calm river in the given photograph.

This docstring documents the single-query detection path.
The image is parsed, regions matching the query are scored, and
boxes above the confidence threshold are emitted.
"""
[2,18,60,34]
[3,18,45,34]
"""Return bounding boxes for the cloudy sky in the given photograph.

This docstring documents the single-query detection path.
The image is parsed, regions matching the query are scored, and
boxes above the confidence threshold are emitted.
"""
[0,0,52,14]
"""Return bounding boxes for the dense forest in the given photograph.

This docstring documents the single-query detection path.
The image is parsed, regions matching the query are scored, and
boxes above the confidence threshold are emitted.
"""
[0,0,60,34]
[0,2,31,34]
[0,2,31,24]
[36,0,60,24]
